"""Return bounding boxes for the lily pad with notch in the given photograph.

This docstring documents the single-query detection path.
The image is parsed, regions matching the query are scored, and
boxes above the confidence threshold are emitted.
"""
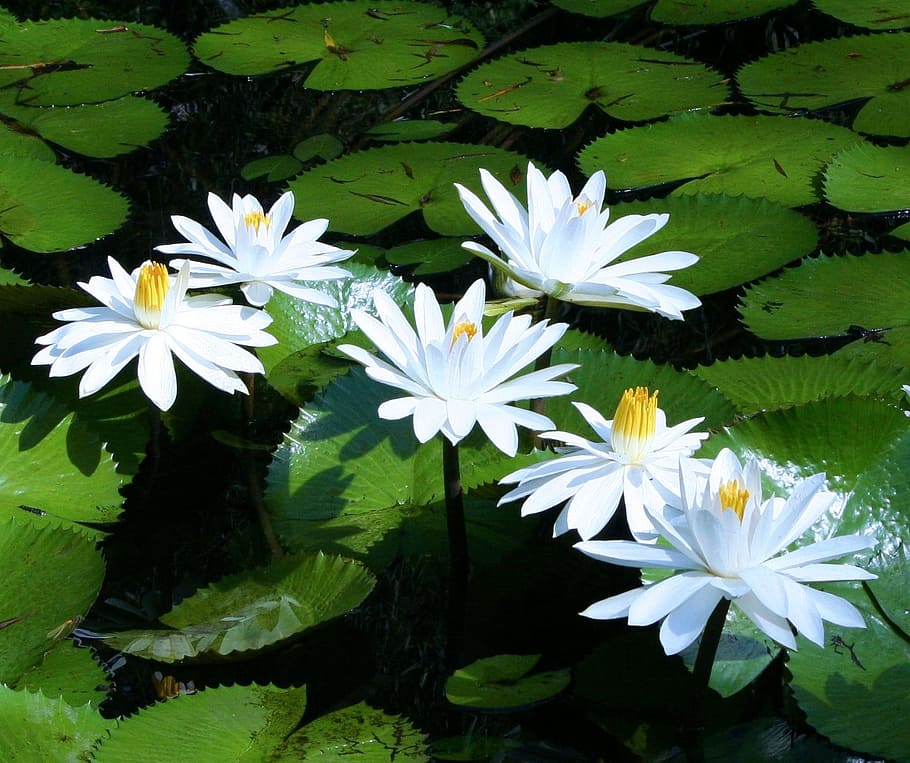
[456,41,727,129]
[193,0,484,91]
[578,113,864,207]
[445,654,571,711]
[823,143,910,212]
[738,33,910,138]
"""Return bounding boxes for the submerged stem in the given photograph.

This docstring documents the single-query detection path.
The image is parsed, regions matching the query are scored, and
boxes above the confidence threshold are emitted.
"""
[442,437,468,669]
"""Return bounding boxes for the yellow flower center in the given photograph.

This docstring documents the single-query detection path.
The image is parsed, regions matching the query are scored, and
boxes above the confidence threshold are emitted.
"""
[575,195,595,216]
[612,387,658,462]
[719,480,750,521]
[134,261,170,329]
[451,321,478,347]
[244,211,270,233]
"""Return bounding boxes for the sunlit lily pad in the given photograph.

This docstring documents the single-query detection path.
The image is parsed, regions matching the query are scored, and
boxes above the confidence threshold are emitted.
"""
[456,42,727,129]
[0,93,169,158]
[549,0,647,16]
[578,113,864,207]
[694,354,906,415]
[739,251,910,369]
[0,516,105,684]
[287,142,532,235]
[193,1,484,90]
[103,552,375,662]
[0,122,56,160]
[0,686,113,762]
[366,119,456,142]
[0,18,189,105]
[94,684,308,761]
[812,0,910,30]
[445,654,570,710]
[611,194,818,295]
[823,143,910,212]
[13,641,108,708]
[652,0,799,24]
[0,156,129,252]
[0,375,123,525]
[279,702,429,760]
[738,34,910,137]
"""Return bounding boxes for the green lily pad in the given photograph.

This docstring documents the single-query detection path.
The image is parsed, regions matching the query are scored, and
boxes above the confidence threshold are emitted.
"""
[287,142,532,235]
[812,0,910,31]
[0,156,129,252]
[0,267,28,286]
[293,133,345,162]
[788,573,910,763]
[652,0,799,24]
[445,654,570,711]
[0,122,57,161]
[577,113,864,207]
[103,552,375,662]
[549,0,647,17]
[241,154,303,183]
[279,701,429,760]
[823,143,910,212]
[739,251,910,369]
[456,41,727,129]
[694,354,907,415]
[0,93,169,158]
[0,18,189,105]
[0,376,123,525]
[193,1,484,90]
[384,237,473,275]
[259,262,411,378]
[0,516,105,685]
[612,194,818,295]
[891,221,910,241]
[0,686,113,762]
[366,119,456,142]
[94,684,308,762]
[680,629,775,698]
[13,641,108,708]
[738,34,910,138]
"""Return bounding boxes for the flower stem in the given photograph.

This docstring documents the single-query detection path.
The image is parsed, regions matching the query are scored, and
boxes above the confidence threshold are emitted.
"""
[693,597,730,691]
[442,437,468,669]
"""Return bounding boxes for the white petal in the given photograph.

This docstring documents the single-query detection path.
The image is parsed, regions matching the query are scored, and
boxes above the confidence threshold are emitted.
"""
[137,333,177,410]
[579,587,646,620]
[659,583,725,655]
[629,572,714,627]
[574,539,694,569]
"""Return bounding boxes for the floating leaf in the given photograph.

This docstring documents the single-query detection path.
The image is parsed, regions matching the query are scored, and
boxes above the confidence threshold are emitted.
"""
[891,221,910,241]
[0,18,189,105]
[445,654,570,710]
[0,267,28,286]
[0,156,129,252]
[0,516,105,684]
[823,143,910,212]
[13,641,108,708]
[103,552,375,662]
[680,630,775,698]
[612,194,818,295]
[94,684,308,761]
[0,375,123,525]
[0,122,56,160]
[578,113,863,207]
[0,93,169,157]
[652,0,799,24]
[366,119,456,142]
[457,41,727,129]
[384,238,473,275]
[812,0,910,31]
[194,1,484,90]
[287,142,532,235]
[739,251,910,369]
[279,702,429,760]
[550,0,647,16]
[293,133,345,162]
[694,355,906,415]
[241,154,303,182]
[738,34,910,137]
[0,686,113,762]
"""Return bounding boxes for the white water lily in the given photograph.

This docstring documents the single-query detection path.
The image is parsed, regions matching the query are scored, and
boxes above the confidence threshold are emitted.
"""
[156,190,354,307]
[500,387,709,542]
[33,257,276,411]
[455,162,701,319]
[338,278,577,456]
[576,448,876,655]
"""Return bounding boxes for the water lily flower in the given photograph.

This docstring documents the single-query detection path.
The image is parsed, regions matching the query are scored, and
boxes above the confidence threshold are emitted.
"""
[454,162,701,319]
[499,387,709,542]
[576,448,876,655]
[33,257,276,411]
[338,278,578,456]
[156,190,354,307]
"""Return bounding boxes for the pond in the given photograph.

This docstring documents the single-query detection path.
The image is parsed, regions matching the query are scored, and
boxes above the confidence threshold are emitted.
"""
[0,0,908,760]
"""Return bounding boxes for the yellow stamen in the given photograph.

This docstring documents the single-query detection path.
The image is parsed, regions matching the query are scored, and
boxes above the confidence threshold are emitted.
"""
[719,480,750,521]
[134,261,170,329]
[244,211,270,233]
[451,320,478,347]
[575,195,595,216]
[612,387,658,462]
